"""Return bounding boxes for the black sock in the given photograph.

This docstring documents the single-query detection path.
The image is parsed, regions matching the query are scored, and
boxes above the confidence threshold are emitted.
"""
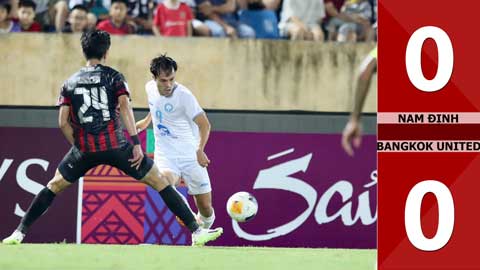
[158,185,199,233]
[17,187,56,234]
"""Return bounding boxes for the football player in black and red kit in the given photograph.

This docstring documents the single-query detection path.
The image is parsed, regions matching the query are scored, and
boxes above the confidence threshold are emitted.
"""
[2,30,222,246]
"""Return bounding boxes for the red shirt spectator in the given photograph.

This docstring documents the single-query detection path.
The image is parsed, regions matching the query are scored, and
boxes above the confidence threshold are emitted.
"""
[17,0,41,32]
[97,19,133,35]
[153,2,193,37]
[13,17,41,31]
[97,0,134,35]
[22,20,41,31]
[324,0,345,21]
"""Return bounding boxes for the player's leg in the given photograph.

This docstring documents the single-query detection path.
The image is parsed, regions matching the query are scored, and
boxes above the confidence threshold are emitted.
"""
[163,171,199,224]
[154,156,198,223]
[3,147,91,244]
[181,160,215,229]
[286,22,307,40]
[193,192,215,229]
[2,170,70,244]
[112,145,223,245]
[309,24,324,42]
[141,164,223,245]
[140,165,198,229]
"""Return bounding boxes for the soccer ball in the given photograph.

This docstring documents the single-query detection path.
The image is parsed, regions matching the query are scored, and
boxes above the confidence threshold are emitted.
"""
[226,191,258,222]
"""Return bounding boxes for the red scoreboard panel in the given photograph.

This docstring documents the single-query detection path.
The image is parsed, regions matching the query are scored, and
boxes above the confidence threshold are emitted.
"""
[379,1,480,269]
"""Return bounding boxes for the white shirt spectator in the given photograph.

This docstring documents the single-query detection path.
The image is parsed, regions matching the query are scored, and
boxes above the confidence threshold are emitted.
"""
[279,0,325,29]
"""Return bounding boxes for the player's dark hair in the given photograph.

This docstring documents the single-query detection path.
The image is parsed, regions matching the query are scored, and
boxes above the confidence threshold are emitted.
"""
[0,1,12,13]
[71,4,88,13]
[150,54,178,78]
[18,0,36,10]
[81,30,111,60]
[111,0,128,6]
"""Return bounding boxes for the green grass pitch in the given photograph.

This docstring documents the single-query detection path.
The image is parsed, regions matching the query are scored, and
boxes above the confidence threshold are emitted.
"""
[0,244,376,270]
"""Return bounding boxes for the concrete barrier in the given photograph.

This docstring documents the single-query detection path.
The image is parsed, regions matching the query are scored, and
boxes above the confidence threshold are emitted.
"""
[0,33,376,112]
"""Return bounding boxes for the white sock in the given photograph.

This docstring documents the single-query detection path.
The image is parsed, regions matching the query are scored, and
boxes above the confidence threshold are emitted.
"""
[198,209,215,229]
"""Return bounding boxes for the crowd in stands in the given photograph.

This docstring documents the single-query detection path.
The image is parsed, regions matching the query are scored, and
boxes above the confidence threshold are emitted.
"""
[0,0,377,42]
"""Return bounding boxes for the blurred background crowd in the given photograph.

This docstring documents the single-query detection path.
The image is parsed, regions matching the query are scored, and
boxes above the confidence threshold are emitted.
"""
[0,0,377,42]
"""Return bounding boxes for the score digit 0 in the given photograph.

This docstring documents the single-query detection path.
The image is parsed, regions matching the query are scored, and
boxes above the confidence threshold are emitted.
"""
[405,26,454,92]
[403,26,455,251]
[404,180,455,251]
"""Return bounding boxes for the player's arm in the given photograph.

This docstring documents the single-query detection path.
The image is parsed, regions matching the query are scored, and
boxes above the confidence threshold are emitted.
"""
[152,24,162,36]
[341,55,377,156]
[152,7,162,36]
[187,20,193,37]
[58,105,74,145]
[118,95,144,169]
[263,0,281,10]
[211,0,235,14]
[351,57,377,121]
[198,1,236,37]
[136,112,152,132]
[325,1,353,22]
[194,113,211,167]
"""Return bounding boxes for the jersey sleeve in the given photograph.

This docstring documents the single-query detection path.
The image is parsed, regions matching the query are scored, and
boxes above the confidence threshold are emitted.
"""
[112,72,131,99]
[153,5,163,29]
[57,83,71,106]
[184,4,193,21]
[183,91,204,120]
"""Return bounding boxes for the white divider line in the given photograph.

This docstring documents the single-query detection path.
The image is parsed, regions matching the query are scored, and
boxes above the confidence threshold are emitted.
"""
[377,140,480,152]
[378,112,480,124]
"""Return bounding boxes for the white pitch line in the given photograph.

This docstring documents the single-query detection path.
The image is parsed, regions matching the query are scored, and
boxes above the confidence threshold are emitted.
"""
[76,177,84,244]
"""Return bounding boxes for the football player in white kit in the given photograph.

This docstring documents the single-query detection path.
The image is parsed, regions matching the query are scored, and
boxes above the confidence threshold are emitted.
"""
[136,55,215,229]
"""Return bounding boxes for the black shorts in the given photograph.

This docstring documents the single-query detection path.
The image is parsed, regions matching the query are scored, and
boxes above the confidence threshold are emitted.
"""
[58,144,154,183]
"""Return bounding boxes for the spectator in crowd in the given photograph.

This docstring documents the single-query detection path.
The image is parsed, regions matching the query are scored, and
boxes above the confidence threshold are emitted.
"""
[236,0,280,39]
[62,4,88,33]
[237,0,261,10]
[182,0,210,36]
[124,0,153,34]
[7,0,18,18]
[278,0,325,41]
[31,0,68,32]
[237,0,280,11]
[262,0,280,10]
[196,0,255,38]
[324,0,349,41]
[154,0,211,36]
[0,0,21,32]
[154,0,210,36]
[153,0,192,36]
[86,10,97,29]
[366,0,376,41]
[97,0,135,34]
[68,0,109,23]
[17,0,41,31]
[327,0,372,42]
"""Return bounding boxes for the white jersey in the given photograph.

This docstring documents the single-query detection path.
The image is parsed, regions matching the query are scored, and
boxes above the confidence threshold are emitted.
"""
[145,80,203,158]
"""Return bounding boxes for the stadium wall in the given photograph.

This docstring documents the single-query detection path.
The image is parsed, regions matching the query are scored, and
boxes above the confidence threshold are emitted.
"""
[0,107,376,248]
[0,34,376,112]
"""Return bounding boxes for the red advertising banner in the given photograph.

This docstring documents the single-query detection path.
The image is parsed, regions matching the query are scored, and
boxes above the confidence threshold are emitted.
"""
[379,1,480,269]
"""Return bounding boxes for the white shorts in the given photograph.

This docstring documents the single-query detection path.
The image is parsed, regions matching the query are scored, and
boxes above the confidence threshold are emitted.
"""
[154,156,212,195]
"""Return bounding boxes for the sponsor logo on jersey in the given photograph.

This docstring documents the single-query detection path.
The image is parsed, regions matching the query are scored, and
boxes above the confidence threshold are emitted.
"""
[164,103,174,113]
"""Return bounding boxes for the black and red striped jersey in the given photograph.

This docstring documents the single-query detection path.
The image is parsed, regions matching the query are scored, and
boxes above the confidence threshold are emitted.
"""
[57,64,130,152]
